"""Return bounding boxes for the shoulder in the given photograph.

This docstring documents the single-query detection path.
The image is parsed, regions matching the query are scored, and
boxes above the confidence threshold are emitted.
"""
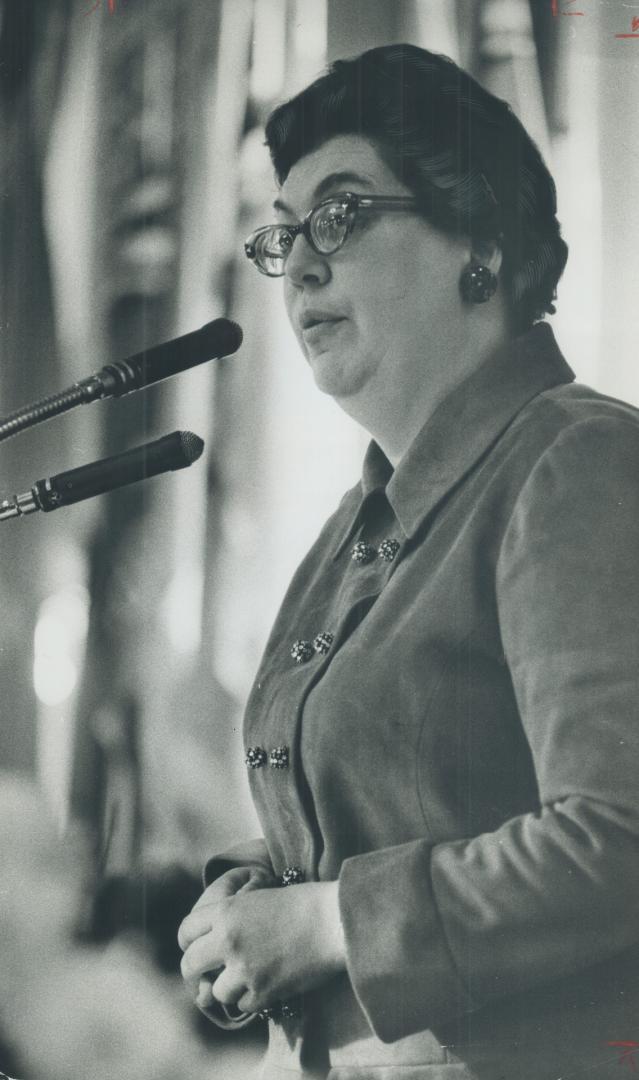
[502,381,639,493]
[497,383,639,566]
[519,379,639,444]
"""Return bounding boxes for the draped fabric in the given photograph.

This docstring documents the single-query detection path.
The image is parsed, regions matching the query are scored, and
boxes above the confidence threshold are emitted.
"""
[63,0,259,874]
[0,0,73,771]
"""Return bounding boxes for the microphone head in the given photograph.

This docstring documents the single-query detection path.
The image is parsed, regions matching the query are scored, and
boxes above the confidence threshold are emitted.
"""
[198,317,243,358]
[178,431,205,465]
[98,318,245,398]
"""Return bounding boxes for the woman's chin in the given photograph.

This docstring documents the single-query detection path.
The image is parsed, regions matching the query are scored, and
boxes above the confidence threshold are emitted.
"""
[308,355,362,399]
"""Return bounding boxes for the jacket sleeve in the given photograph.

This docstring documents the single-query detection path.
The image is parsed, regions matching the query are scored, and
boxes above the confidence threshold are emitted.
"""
[203,836,274,887]
[337,415,639,1043]
[199,837,275,1030]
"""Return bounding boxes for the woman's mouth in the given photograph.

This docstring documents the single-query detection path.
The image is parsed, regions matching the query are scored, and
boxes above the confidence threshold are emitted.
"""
[301,316,346,341]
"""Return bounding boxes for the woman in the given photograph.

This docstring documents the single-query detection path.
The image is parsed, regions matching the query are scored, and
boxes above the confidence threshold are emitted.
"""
[178,44,639,1080]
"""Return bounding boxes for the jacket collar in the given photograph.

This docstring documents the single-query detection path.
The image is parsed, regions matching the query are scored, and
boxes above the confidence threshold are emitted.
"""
[334,323,575,553]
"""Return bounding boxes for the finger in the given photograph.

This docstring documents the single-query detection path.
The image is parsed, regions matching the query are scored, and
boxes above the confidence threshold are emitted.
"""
[237,988,267,1015]
[178,905,218,952]
[195,975,217,1010]
[237,870,276,893]
[211,966,247,1008]
[181,931,224,983]
[192,869,251,911]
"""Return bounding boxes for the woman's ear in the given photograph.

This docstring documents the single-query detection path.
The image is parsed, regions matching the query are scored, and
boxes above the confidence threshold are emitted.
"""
[471,240,503,276]
[459,240,502,305]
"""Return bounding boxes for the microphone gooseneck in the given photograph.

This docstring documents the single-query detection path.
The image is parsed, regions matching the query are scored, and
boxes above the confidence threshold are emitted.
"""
[0,430,204,521]
[0,319,242,444]
[0,381,103,443]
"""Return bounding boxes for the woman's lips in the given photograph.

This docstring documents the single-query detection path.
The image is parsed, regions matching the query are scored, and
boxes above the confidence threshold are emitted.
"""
[301,317,346,342]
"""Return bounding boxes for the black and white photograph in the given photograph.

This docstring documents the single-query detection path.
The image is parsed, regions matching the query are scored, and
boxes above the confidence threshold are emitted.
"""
[1,2,638,1078]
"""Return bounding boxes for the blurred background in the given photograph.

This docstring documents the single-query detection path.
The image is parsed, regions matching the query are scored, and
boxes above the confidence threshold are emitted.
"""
[0,0,638,1076]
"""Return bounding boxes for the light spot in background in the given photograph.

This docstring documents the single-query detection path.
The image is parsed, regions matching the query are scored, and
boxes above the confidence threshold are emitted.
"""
[250,0,287,102]
[161,565,204,655]
[291,0,327,90]
[33,586,90,707]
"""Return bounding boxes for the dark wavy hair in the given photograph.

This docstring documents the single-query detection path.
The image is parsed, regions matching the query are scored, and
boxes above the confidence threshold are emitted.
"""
[265,44,568,331]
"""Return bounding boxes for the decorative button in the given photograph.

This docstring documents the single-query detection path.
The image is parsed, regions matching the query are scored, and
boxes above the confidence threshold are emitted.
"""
[281,865,305,886]
[258,1000,300,1021]
[291,639,314,664]
[379,538,400,562]
[258,1006,276,1021]
[313,631,334,655]
[269,745,289,769]
[245,746,267,769]
[351,541,377,565]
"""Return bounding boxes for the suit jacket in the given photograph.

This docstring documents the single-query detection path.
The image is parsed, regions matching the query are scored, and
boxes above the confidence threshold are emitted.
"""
[203,323,639,1079]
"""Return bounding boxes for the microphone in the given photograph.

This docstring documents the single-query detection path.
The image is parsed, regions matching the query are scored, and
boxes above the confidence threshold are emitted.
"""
[0,319,242,444]
[96,319,242,396]
[0,430,204,520]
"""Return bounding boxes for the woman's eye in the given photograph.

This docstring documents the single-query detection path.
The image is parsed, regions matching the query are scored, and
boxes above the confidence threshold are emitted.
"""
[318,210,346,230]
[270,230,293,253]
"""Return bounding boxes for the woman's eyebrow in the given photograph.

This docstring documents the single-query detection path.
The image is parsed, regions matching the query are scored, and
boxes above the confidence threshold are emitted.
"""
[312,170,374,200]
[272,171,374,215]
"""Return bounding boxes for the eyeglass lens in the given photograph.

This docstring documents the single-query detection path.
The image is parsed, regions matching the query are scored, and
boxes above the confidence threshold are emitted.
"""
[255,228,294,275]
[309,201,353,254]
[256,199,353,274]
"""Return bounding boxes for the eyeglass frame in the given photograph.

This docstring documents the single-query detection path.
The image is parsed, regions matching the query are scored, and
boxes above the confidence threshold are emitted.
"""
[244,191,420,277]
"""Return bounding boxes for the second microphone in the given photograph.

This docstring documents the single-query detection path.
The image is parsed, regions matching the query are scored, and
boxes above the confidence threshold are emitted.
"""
[0,431,204,520]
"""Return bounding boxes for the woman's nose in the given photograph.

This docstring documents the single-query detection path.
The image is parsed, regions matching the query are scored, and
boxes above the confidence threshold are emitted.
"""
[285,233,331,287]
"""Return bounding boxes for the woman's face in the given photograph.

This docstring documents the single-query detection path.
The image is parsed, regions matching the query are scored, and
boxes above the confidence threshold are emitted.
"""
[278,134,469,414]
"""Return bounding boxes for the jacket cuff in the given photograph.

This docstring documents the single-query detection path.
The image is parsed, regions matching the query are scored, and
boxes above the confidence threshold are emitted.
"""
[203,837,274,886]
[338,839,473,1043]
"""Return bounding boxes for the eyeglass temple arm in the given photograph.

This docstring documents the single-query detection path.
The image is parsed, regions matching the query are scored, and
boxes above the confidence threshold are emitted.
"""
[355,195,418,210]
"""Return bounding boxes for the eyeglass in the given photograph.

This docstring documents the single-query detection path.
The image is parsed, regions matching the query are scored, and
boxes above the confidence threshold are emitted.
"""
[244,192,418,277]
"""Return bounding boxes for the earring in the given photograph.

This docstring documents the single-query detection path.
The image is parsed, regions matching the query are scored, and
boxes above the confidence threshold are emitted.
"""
[460,262,498,304]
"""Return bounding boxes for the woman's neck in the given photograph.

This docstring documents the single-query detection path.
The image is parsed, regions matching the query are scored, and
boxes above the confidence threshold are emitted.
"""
[338,311,513,467]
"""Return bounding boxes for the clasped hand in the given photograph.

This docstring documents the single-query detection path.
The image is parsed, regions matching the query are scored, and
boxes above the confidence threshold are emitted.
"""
[178,866,345,1015]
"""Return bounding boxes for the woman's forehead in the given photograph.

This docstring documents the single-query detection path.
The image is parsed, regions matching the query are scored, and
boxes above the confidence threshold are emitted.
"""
[276,134,410,217]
